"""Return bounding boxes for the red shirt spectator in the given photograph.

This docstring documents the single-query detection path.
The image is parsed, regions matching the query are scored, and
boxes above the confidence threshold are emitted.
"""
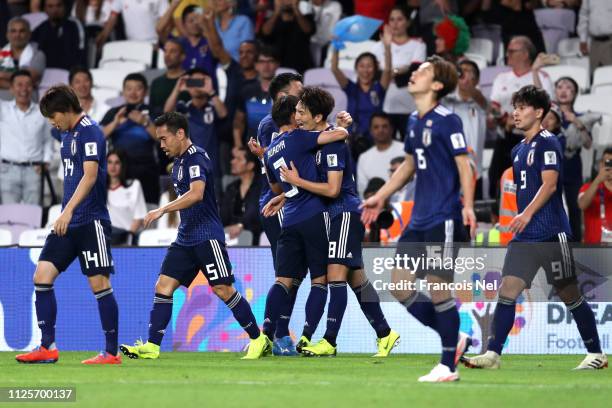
[578,148,612,243]
[355,0,396,22]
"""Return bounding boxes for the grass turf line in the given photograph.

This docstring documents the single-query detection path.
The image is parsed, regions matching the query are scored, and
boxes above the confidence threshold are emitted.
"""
[1,352,611,407]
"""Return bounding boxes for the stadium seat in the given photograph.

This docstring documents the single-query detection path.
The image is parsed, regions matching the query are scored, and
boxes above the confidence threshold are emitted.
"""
[534,9,576,53]
[99,60,148,72]
[478,65,510,99]
[138,228,178,247]
[259,232,270,246]
[541,65,590,93]
[463,53,487,70]
[303,67,355,87]
[276,67,299,75]
[90,68,130,92]
[592,83,612,95]
[575,94,612,116]
[591,113,612,150]
[38,68,69,100]
[225,230,253,246]
[18,228,50,247]
[592,66,612,93]
[0,229,12,246]
[557,38,581,58]
[326,87,348,121]
[100,40,154,68]
[467,38,494,65]
[560,55,590,75]
[46,204,62,228]
[157,49,166,70]
[91,87,120,106]
[21,12,47,31]
[0,204,42,228]
[324,40,378,70]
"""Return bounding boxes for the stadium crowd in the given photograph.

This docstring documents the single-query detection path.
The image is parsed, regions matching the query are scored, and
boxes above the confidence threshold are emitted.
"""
[0,0,611,245]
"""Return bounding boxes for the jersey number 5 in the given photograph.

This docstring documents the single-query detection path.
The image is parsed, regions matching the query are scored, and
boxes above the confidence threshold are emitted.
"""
[273,157,299,198]
[520,170,527,190]
[415,148,427,169]
[63,159,74,177]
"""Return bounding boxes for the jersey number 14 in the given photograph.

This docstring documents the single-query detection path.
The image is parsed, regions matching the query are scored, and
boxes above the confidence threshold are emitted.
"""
[63,159,74,177]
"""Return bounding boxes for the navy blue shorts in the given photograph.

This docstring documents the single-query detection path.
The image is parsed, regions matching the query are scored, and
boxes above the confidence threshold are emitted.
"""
[276,213,327,280]
[502,232,576,288]
[39,219,114,276]
[397,219,469,281]
[327,211,364,269]
[259,209,283,270]
[160,239,235,287]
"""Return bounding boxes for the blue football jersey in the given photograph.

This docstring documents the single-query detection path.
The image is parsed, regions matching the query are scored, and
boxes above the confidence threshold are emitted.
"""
[511,129,572,242]
[264,129,326,227]
[404,105,468,230]
[256,113,279,211]
[172,145,226,246]
[59,115,109,227]
[316,139,361,219]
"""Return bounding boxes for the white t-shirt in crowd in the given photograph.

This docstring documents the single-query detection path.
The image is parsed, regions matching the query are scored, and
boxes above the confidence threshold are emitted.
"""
[356,140,405,198]
[111,0,168,42]
[372,39,426,114]
[108,179,147,231]
[490,69,554,115]
[71,0,113,27]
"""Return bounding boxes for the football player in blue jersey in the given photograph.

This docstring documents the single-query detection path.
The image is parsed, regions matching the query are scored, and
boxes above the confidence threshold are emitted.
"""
[253,72,310,355]
[464,86,607,370]
[362,56,477,382]
[16,85,120,365]
[258,95,350,352]
[270,86,400,357]
[119,112,270,360]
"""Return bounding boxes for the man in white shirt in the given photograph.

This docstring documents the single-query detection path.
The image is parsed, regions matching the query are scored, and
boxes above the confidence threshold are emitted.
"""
[578,0,612,74]
[308,0,342,66]
[0,70,53,204]
[356,112,405,198]
[96,0,168,47]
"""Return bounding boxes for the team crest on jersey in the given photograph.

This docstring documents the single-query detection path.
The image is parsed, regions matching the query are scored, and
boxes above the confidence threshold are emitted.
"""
[70,139,77,156]
[422,128,432,147]
[315,150,322,165]
[527,149,535,166]
[177,166,184,181]
[203,107,214,124]
[369,90,380,107]
[531,142,537,147]
[409,129,415,138]
[426,120,433,127]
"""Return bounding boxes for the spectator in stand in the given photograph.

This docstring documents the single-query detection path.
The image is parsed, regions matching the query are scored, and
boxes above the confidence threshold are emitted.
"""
[100,73,159,205]
[0,70,52,204]
[578,147,612,244]
[220,146,262,245]
[356,112,405,198]
[69,67,109,123]
[444,59,487,198]
[97,0,168,47]
[354,0,396,22]
[499,0,546,54]
[0,17,45,89]
[413,0,459,55]
[150,39,187,119]
[332,46,391,151]
[32,0,85,70]
[71,0,113,66]
[541,0,580,9]
[578,0,612,74]
[213,0,254,62]
[308,0,342,67]
[388,156,413,203]
[106,150,147,245]
[487,35,554,198]
[373,4,425,139]
[434,14,471,64]
[170,0,209,38]
[164,68,228,189]
[554,76,599,242]
[261,0,315,73]
[232,46,280,148]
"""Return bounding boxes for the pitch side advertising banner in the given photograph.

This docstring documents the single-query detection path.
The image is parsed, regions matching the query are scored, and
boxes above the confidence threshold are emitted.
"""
[0,247,610,354]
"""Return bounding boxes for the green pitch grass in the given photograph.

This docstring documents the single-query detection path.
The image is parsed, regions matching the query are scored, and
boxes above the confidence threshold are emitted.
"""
[1,352,610,407]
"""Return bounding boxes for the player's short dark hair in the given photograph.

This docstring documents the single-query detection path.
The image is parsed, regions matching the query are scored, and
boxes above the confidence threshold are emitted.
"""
[299,86,335,120]
[68,66,92,84]
[9,69,32,84]
[123,73,148,91]
[182,5,200,21]
[154,111,190,135]
[458,59,480,81]
[272,95,299,128]
[369,111,393,128]
[269,72,303,101]
[427,55,458,100]
[511,85,551,118]
[40,85,83,117]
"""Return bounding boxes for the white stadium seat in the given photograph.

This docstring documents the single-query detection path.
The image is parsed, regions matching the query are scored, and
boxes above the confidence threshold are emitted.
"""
[592,66,612,94]
[0,229,12,246]
[591,114,612,150]
[99,60,148,72]
[19,229,51,247]
[467,38,494,65]
[46,204,62,228]
[21,12,47,31]
[557,38,581,58]
[138,229,178,247]
[276,67,299,75]
[542,65,590,93]
[574,94,612,116]
[463,53,487,70]
[90,68,131,92]
[100,40,154,68]
[324,40,378,70]
[38,68,69,100]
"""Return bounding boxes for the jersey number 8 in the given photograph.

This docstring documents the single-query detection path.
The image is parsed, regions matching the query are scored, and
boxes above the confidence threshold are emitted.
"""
[273,157,299,197]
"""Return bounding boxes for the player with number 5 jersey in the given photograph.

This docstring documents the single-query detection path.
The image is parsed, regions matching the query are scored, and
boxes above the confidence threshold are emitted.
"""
[16,85,120,365]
